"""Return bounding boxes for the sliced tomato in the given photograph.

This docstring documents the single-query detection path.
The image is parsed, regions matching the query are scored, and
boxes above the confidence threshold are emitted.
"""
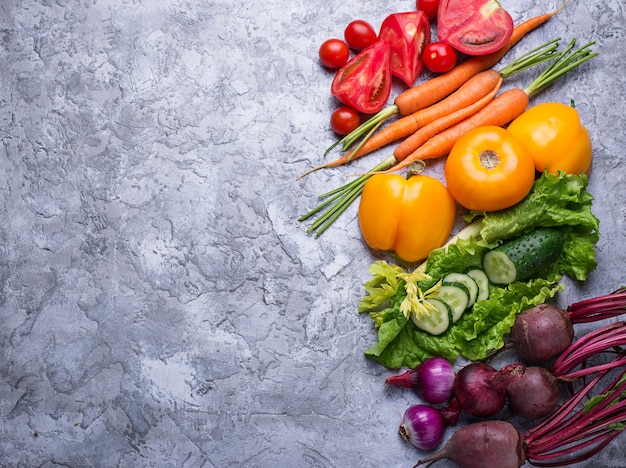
[437,0,513,56]
[331,40,392,114]
[378,11,431,86]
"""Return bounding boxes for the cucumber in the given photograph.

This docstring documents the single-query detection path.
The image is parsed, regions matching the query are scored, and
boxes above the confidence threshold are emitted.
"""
[482,228,565,284]
[467,269,490,302]
[435,284,469,323]
[443,273,478,307]
[411,298,451,336]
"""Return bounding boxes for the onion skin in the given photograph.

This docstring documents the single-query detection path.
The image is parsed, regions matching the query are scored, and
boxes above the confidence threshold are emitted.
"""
[399,404,445,451]
[507,366,560,419]
[415,420,525,468]
[509,304,574,362]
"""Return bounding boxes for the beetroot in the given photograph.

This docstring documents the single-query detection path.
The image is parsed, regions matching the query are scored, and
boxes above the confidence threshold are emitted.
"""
[508,303,574,362]
[415,420,525,468]
[492,288,626,363]
[506,366,560,419]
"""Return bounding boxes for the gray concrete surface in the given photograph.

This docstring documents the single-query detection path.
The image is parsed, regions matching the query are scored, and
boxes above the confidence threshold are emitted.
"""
[1,0,625,467]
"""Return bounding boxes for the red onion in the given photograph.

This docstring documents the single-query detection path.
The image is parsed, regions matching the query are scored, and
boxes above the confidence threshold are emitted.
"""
[446,362,524,422]
[386,357,455,404]
[399,404,445,451]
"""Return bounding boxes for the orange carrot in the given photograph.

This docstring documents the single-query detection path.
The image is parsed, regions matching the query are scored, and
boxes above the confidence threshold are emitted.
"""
[380,88,530,174]
[392,76,503,161]
[352,70,503,161]
[394,3,569,116]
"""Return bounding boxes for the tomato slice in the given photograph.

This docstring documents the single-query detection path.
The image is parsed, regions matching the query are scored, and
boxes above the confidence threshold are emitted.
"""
[331,40,392,114]
[378,11,431,86]
[437,0,513,56]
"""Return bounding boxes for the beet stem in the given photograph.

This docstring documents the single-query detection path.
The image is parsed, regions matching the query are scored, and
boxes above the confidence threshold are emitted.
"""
[525,363,626,443]
[557,353,626,381]
[526,368,626,451]
[551,322,626,377]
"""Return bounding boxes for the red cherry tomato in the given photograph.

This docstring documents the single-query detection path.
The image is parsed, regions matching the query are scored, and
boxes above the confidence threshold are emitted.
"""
[344,20,378,51]
[331,40,392,114]
[422,42,457,73]
[416,0,440,20]
[330,107,361,135]
[319,39,350,69]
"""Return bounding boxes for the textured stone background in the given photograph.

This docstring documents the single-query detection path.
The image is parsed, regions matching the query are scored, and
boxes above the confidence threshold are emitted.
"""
[0,1,624,467]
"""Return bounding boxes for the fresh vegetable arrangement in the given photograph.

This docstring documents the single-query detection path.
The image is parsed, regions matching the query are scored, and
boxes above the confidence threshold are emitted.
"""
[358,170,599,367]
[302,0,624,466]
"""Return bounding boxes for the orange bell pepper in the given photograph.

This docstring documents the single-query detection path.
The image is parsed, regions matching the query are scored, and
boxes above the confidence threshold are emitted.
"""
[358,173,456,262]
[506,102,592,175]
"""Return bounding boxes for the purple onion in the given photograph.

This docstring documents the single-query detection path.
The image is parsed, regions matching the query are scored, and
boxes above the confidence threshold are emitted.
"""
[386,357,455,404]
[399,404,445,451]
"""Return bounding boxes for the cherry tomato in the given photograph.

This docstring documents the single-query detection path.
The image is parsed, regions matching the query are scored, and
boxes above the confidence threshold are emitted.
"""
[344,20,378,51]
[319,39,350,69]
[416,0,440,20]
[444,126,535,212]
[422,42,457,73]
[330,107,360,135]
[378,11,431,86]
[331,40,392,114]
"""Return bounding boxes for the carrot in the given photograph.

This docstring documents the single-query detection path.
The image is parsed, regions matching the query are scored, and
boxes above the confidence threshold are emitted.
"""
[382,88,530,173]
[350,71,503,159]
[329,0,572,157]
[371,39,598,175]
[300,38,597,236]
[298,38,560,180]
[388,74,503,160]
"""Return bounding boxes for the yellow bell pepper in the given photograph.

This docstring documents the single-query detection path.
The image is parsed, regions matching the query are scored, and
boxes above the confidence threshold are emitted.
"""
[358,173,456,263]
[506,102,592,175]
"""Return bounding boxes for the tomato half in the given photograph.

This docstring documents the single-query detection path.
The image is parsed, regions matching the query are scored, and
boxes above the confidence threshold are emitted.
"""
[344,20,378,51]
[437,0,514,56]
[506,102,593,176]
[331,40,392,114]
[330,106,360,135]
[378,11,431,86]
[319,39,350,69]
[416,0,440,20]
[423,42,457,73]
[444,126,535,212]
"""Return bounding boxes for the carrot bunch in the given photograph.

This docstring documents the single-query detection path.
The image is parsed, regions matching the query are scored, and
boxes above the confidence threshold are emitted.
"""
[299,30,598,236]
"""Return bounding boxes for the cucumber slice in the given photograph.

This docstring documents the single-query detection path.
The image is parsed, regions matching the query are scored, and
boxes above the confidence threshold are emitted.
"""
[443,273,478,307]
[435,284,469,323]
[483,250,517,285]
[467,269,490,302]
[411,298,452,336]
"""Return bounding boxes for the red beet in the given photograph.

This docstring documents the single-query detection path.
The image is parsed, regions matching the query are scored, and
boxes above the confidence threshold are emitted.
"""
[506,366,560,419]
[415,420,525,468]
[508,303,574,362]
